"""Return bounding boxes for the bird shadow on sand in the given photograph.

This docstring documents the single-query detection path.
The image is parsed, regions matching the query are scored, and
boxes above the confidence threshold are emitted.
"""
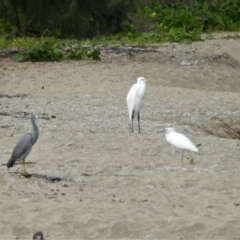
[5,162,64,182]
[8,171,63,182]
[31,173,63,182]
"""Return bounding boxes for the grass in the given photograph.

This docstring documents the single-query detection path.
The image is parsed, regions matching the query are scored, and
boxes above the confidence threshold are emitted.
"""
[0,31,184,53]
[0,36,101,61]
[1,30,240,62]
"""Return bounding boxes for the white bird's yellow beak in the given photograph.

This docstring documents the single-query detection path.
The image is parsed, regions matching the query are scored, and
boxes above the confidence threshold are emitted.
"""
[145,78,151,82]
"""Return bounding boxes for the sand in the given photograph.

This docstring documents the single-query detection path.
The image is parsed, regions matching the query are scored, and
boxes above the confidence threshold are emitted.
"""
[1,35,240,239]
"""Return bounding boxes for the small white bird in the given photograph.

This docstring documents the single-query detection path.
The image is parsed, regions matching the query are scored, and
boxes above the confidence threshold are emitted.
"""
[162,127,198,165]
[127,77,147,133]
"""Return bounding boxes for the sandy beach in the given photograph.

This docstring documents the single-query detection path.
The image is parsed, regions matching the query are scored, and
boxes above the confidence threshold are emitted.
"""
[1,35,240,239]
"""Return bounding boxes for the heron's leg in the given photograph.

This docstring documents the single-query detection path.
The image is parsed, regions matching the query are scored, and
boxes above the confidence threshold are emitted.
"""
[19,159,24,173]
[20,159,30,176]
[22,159,29,174]
[138,113,141,133]
[181,151,184,162]
[188,151,194,165]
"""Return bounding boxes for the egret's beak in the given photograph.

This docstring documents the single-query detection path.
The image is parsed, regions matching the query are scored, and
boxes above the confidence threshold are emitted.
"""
[157,129,165,134]
[145,78,151,82]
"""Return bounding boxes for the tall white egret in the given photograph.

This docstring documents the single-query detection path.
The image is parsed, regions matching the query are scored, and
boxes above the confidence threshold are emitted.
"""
[6,115,39,176]
[127,77,147,133]
[161,127,198,165]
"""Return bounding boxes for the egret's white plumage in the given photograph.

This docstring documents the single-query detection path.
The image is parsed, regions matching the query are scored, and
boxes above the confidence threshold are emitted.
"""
[127,77,147,133]
[163,127,198,165]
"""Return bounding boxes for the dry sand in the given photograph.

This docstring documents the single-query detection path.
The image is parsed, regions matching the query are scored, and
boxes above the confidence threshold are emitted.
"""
[1,35,240,239]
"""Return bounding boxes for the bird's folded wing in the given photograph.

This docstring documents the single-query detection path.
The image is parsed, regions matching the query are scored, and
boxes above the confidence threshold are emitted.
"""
[127,84,139,118]
[170,132,197,151]
[11,133,33,160]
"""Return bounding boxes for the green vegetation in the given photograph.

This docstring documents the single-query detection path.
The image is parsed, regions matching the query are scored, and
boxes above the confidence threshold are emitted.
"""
[0,0,240,62]
[136,0,240,42]
[10,37,101,61]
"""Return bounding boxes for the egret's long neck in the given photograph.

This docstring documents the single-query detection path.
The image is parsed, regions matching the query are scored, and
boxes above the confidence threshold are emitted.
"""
[141,82,146,93]
[31,118,39,145]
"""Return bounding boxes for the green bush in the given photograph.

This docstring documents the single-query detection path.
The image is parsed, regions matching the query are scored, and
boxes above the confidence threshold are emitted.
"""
[13,40,62,61]
[194,0,240,31]
[136,0,240,42]
[159,6,203,41]
[0,19,16,35]
[1,0,240,49]
[12,38,101,62]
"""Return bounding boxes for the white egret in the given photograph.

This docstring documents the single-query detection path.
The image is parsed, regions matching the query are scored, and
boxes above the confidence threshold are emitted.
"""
[6,115,39,176]
[161,127,198,165]
[127,77,147,133]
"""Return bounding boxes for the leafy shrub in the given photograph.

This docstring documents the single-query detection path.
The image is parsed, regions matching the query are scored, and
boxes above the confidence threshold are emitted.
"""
[0,19,16,35]
[68,48,100,60]
[87,49,101,60]
[159,6,203,41]
[12,37,101,62]
[13,40,63,62]
[194,0,240,31]
[136,0,240,42]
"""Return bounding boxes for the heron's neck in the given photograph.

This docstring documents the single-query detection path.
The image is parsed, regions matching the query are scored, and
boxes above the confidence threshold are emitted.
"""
[31,118,39,145]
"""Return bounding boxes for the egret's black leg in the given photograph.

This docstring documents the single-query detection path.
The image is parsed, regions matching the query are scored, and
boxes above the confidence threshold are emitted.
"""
[138,113,141,133]
[131,110,134,133]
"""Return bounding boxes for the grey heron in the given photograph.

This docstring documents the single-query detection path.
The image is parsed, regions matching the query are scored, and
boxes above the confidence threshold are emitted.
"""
[6,114,39,176]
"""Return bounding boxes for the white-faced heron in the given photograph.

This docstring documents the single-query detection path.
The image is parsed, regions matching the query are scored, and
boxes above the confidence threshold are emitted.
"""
[6,114,39,176]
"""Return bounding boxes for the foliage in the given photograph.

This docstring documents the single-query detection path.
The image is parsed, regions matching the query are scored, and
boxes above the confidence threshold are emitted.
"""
[10,37,101,62]
[194,0,240,31]
[86,49,101,60]
[224,33,240,39]
[0,0,240,54]
[0,0,136,38]
[68,49,87,60]
[136,0,240,42]
[13,41,63,62]
[68,48,100,60]
[0,19,16,35]
[159,5,203,42]
[0,34,13,49]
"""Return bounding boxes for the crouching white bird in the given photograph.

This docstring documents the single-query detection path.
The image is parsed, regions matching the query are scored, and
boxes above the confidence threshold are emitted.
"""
[127,77,147,133]
[162,127,198,165]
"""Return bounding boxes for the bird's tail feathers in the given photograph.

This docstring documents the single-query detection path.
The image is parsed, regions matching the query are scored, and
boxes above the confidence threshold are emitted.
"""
[6,157,16,168]
[193,147,199,153]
